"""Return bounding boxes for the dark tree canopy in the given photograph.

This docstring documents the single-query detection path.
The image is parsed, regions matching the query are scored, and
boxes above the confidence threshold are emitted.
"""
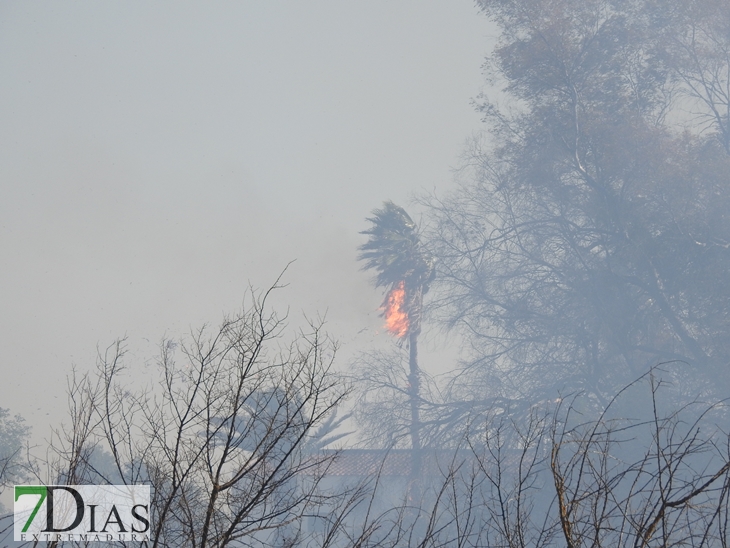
[420,0,730,413]
[359,202,434,293]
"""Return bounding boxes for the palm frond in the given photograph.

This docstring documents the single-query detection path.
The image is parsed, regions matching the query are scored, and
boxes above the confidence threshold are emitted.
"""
[358,201,435,292]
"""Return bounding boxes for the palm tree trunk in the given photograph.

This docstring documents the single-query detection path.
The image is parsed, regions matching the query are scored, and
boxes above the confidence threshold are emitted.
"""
[408,330,421,481]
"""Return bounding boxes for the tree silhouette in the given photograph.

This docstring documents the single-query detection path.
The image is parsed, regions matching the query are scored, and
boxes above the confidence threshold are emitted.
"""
[358,201,435,479]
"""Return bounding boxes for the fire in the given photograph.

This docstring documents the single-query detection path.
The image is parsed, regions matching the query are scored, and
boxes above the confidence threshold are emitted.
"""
[383,281,409,337]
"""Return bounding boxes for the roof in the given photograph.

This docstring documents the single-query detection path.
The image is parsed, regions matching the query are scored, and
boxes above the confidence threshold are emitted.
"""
[307,449,476,477]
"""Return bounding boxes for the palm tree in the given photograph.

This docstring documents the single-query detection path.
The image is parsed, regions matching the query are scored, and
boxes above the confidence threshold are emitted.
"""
[358,201,435,479]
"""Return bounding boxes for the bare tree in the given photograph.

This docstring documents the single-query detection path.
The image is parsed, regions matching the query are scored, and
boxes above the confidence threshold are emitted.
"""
[37,281,352,548]
[549,370,730,548]
[10,321,730,548]
[344,368,730,548]
[655,0,730,153]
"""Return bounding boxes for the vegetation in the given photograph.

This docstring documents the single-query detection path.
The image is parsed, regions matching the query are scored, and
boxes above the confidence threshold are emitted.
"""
[416,0,730,433]
[4,0,730,546]
[358,202,435,477]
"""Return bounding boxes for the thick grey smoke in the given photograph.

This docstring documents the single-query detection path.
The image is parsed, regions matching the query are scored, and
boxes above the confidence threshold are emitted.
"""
[0,2,485,427]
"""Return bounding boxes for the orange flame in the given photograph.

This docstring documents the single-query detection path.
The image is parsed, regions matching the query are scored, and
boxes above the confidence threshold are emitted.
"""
[383,281,409,337]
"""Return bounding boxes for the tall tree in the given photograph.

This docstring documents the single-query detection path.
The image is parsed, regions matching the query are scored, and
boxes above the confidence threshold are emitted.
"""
[420,0,730,421]
[653,0,730,153]
[358,202,435,476]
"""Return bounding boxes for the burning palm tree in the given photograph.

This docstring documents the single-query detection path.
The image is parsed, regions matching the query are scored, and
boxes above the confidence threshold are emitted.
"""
[358,201,435,478]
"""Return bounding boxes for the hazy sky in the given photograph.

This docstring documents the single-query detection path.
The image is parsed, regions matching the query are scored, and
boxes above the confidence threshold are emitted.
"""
[0,3,490,431]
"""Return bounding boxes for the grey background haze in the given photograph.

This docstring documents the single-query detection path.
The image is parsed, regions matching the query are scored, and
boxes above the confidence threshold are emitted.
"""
[0,3,489,433]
